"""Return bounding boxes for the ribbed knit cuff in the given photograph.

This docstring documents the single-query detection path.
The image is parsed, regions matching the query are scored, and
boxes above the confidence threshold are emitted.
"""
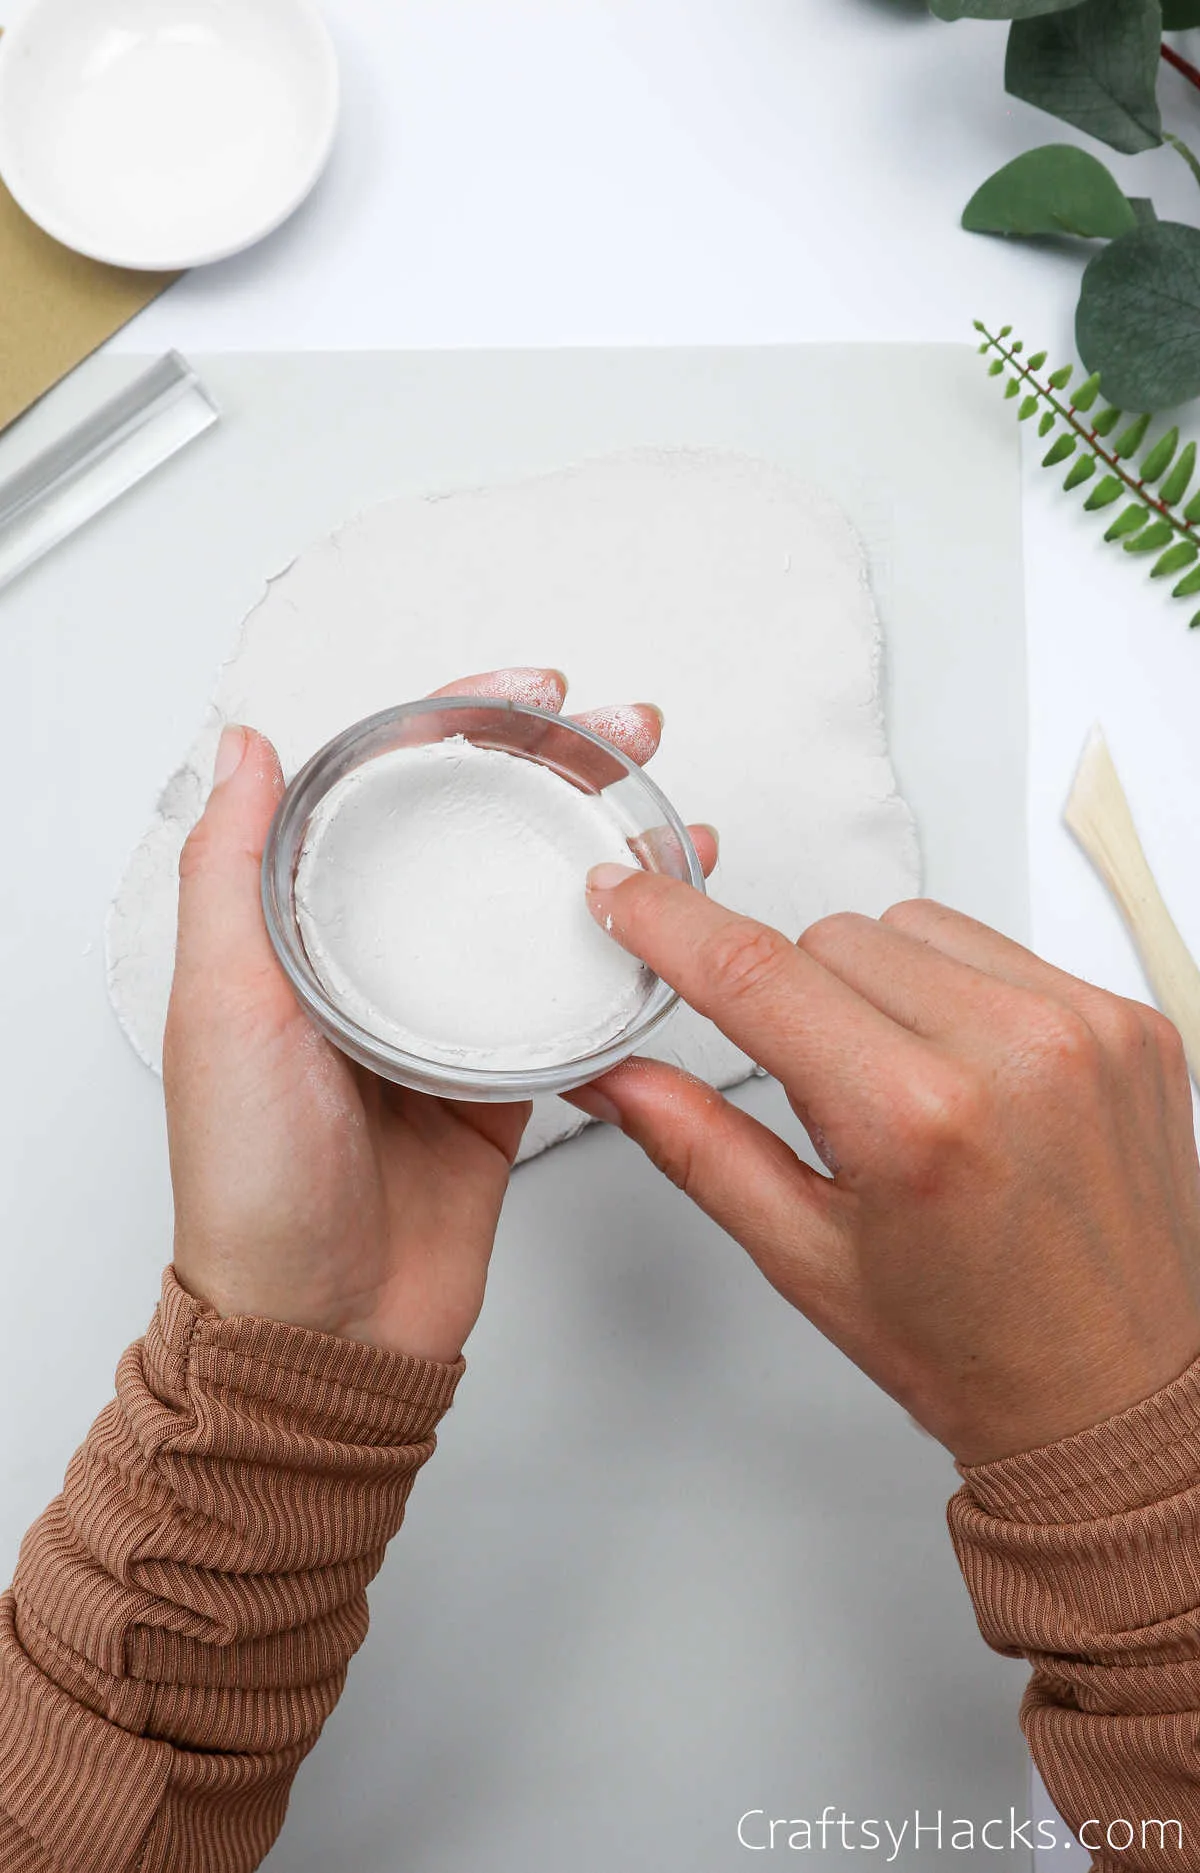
[1,1271,466,1873]
[153,1267,465,1445]
[956,1351,1200,1527]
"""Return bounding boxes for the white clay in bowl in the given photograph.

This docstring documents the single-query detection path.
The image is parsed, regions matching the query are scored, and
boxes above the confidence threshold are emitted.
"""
[294,737,653,1071]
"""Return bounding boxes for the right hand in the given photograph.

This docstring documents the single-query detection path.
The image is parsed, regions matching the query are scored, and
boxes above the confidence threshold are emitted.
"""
[568,873,1200,1466]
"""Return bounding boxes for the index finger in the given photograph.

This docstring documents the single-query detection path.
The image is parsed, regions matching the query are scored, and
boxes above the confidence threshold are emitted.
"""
[586,864,926,1121]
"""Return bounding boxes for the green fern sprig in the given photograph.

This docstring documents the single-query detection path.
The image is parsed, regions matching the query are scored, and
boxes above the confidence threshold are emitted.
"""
[975,322,1200,629]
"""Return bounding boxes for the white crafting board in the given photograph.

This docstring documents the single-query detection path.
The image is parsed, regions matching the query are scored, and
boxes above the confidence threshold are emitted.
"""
[0,349,1031,1870]
[107,446,926,1164]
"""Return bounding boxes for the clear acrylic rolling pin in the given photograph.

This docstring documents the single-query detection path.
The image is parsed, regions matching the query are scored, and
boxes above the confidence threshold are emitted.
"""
[1065,726,1200,1087]
[0,351,218,593]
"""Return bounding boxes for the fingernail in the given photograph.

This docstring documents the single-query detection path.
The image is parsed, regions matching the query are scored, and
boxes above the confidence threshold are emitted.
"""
[587,862,639,893]
[697,823,720,855]
[213,725,247,788]
[565,1084,622,1125]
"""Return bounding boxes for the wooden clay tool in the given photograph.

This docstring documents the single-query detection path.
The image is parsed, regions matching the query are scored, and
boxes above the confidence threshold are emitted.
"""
[1065,726,1200,1085]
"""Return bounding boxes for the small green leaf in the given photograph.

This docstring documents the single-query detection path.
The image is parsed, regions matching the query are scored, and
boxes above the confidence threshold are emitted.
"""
[1078,223,1200,411]
[1043,434,1076,466]
[1139,426,1179,483]
[1006,0,1163,158]
[1112,413,1152,459]
[1151,541,1200,579]
[1071,372,1102,412]
[1048,364,1073,389]
[1028,351,1048,371]
[1092,406,1121,437]
[1000,324,1013,337]
[1104,504,1151,540]
[962,145,1136,240]
[1063,455,1096,490]
[1172,566,1200,598]
[1005,377,1021,398]
[1124,521,1175,554]
[1161,443,1197,506]
[1018,395,1039,420]
[1190,612,1200,629]
[1084,475,1124,509]
[988,359,1005,376]
[1012,340,1024,354]
[1038,411,1056,437]
[973,319,987,333]
[1184,489,1200,523]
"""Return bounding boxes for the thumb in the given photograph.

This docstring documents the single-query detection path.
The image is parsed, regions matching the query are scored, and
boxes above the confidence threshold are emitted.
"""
[564,1058,851,1325]
[172,725,289,1014]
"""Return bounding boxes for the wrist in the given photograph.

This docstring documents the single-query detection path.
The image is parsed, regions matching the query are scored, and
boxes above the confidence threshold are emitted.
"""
[918,1314,1200,1468]
[158,1265,467,1424]
[955,1343,1200,1518]
[170,1255,470,1367]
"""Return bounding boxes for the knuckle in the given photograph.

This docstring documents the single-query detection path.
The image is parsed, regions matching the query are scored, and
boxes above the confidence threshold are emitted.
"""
[178,817,218,883]
[1087,993,1152,1063]
[641,1125,701,1201]
[1016,1002,1101,1083]
[880,897,941,936]
[1136,1002,1184,1061]
[888,1066,988,1189]
[883,1063,988,1191]
[798,911,868,962]
[700,920,792,1005]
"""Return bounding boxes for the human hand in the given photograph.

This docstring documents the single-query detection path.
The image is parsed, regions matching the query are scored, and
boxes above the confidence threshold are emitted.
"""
[568,880,1200,1464]
[163,670,718,1365]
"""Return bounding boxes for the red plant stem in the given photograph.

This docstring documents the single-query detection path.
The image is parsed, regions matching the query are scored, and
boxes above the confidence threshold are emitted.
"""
[1162,41,1200,94]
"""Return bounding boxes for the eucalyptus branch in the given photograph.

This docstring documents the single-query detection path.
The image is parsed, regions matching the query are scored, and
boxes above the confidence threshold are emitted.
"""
[948,9,1200,415]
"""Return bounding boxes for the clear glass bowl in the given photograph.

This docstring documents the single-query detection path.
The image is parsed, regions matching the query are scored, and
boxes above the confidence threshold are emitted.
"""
[261,697,705,1101]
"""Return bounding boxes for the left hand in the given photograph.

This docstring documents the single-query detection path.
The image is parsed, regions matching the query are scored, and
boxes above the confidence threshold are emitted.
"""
[163,668,718,1365]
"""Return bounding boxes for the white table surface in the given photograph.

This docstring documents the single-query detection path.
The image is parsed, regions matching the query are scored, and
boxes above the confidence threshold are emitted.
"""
[89,0,1200,1011]
[4,0,1198,1862]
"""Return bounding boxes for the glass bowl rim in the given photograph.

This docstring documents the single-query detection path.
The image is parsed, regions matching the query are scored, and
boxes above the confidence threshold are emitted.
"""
[260,696,706,1099]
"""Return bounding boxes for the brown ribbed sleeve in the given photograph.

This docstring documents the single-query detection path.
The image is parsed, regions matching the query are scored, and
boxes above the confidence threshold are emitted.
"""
[0,1268,463,1873]
[950,1357,1200,1869]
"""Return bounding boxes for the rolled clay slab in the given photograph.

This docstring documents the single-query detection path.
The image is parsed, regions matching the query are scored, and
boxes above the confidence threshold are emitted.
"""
[107,448,921,1161]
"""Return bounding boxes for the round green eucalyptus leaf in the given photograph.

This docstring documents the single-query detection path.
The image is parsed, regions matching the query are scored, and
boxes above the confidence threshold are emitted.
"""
[1006,0,1163,156]
[1162,1,1200,25]
[1077,222,1200,411]
[930,0,1087,15]
[962,145,1135,238]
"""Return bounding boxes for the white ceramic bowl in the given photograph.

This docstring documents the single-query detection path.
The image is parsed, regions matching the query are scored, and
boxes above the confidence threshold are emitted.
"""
[0,0,339,269]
